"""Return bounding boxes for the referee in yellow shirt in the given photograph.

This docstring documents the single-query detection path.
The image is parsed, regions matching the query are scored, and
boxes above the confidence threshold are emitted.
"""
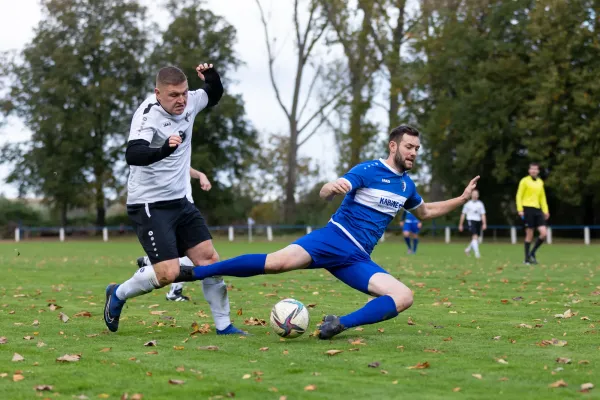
[516,162,549,264]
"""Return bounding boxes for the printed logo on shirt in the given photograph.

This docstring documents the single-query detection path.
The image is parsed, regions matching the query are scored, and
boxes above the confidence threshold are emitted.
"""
[163,121,171,127]
[184,111,191,122]
[382,179,390,183]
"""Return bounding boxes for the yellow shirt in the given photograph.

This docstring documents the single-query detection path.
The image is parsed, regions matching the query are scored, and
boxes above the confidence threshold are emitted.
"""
[516,176,549,213]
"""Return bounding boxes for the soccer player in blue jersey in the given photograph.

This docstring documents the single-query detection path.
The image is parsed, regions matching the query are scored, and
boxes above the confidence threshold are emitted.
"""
[400,210,422,254]
[105,125,478,339]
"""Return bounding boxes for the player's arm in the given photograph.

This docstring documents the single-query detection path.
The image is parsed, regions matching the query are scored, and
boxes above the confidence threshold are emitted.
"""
[190,167,212,191]
[319,178,351,200]
[458,212,465,232]
[125,110,181,166]
[539,182,549,218]
[482,212,487,230]
[195,63,224,108]
[412,176,479,221]
[516,178,526,216]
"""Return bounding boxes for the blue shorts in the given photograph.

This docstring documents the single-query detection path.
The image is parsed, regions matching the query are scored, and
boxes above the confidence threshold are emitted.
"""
[293,223,389,294]
[403,222,420,234]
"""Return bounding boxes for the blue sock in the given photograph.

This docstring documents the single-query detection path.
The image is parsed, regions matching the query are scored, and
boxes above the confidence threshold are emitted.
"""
[412,238,419,253]
[339,295,399,329]
[192,254,267,280]
[404,237,411,249]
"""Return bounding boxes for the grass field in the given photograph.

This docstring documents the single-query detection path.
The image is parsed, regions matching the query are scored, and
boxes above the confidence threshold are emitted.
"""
[0,239,599,399]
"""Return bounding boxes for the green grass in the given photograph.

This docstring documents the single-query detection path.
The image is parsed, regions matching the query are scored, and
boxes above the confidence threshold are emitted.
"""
[0,240,599,399]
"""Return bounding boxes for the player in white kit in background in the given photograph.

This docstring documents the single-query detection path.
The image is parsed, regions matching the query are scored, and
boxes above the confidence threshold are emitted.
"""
[458,189,487,258]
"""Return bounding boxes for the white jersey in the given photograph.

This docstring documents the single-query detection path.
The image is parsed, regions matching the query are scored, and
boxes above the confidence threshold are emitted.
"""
[462,200,486,221]
[126,89,209,204]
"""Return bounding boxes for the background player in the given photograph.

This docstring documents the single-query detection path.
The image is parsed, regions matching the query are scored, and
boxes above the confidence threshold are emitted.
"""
[181,125,479,340]
[516,162,549,264]
[400,210,421,254]
[458,189,486,258]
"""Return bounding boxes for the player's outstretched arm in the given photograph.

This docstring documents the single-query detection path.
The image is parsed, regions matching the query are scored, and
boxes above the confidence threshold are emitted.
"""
[196,63,223,107]
[319,178,351,201]
[413,176,480,221]
[190,167,212,191]
[126,135,182,166]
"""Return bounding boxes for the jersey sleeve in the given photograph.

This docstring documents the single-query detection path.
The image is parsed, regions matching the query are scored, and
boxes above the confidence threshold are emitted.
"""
[189,89,209,115]
[480,202,486,214]
[539,181,549,214]
[404,189,424,211]
[516,178,526,212]
[128,107,155,143]
[340,164,369,191]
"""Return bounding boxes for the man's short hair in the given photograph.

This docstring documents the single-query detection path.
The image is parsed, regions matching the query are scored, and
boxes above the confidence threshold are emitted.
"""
[529,162,540,168]
[156,66,187,87]
[389,125,420,143]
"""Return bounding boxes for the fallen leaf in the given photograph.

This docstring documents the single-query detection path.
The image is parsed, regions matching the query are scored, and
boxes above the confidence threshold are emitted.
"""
[48,303,62,311]
[472,374,482,379]
[12,353,24,362]
[512,296,524,301]
[579,360,590,365]
[581,316,590,321]
[100,348,111,352]
[37,341,46,348]
[556,357,571,364]
[86,334,99,338]
[368,362,381,368]
[244,317,267,326]
[408,361,430,369]
[350,339,366,345]
[197,346,219,351]
[443,337,453,341]
[13,373,24,382]
[173,346,185,350]
[453,387,461,392]
[196,310,209,318]
[23,336,34,340]
[580,383,594,392]
[501,299,509,304]
[549,379,568,388]
[424,349,443,353]
[168,379,185,385]
[236,308,243,315]
[407,317,416,325]
[74,311,92,318]
[58,312,69,323]
[259,347,269,351]
[98,394,109,399]
[32,320,39,326]
[354,327,364,331]
[148,304,160,308]
[517,323,533,329]
[499,377,509,381]
[144,340,157,347]
[56,354,81,362]
[34,385,53,391]
[176,366,185,372]
[0,337,7,344]
[242,374,251,379]
[496,358,509,364]
[392,380,398,384]
[348,348,360,351]
[325,350,343,356]
[377,328,385,333]
[304,385,317,391]
[150,310,166,315]
[146,372,152,376]
[492,336,501,340]
[190,323,211,335]
[145,351,158,355]
[75,395,89,400]
[307,303,317,308]
[381,370,389,375]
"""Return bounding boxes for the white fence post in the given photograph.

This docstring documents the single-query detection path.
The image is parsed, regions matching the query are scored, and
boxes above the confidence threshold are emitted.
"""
[444,227,451,244]
[228,226,234,242]
[102,227,108,242]
[267,226,273,242]
[584,226,590,245]
[59,227,65,242]
[546,227,552,244]
[510,226,517,244]
[306,226,312,234]
[15,227,20,243]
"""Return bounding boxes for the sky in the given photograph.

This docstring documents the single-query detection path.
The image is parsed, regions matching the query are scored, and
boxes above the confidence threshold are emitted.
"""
[0,0,358,198]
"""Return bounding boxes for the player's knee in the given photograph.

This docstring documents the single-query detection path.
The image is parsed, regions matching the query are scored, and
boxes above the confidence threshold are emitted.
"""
[390,287,413,312]
[265,254,288,273]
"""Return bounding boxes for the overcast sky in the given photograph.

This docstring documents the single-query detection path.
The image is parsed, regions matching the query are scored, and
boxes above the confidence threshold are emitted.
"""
[0,0,363,198]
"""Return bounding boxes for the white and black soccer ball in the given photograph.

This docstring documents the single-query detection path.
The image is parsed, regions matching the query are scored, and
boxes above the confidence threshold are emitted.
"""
[269,298,310,338]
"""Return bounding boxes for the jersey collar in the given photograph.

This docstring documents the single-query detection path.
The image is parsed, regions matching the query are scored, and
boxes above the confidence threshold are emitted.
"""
[379,158,406,176]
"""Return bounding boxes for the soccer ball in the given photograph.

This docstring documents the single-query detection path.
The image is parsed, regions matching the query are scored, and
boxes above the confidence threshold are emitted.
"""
[269,298,310,338]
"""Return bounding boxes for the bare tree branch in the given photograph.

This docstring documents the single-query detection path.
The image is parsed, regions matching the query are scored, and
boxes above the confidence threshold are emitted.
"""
[297,64,322,122]
[298,104,338,147]
[294,0,302,49]
[298,86,348,134]
[255,0,291,119]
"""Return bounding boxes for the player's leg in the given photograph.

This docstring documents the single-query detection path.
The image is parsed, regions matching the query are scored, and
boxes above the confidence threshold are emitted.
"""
[136,255,188,301]
[523,208,535,263]
[464,220,473,255]
[529,221,547,264]
[403,229,412,254]
[411,227,419,254]
[471,233,480,258]
[319,261,412,339]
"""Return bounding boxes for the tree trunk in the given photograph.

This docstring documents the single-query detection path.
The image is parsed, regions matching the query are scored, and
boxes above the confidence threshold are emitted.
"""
[284,123,299,223]
[348,79,364,167]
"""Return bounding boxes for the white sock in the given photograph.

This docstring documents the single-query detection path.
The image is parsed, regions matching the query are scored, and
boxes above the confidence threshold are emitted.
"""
[471,239,480,257]
[169,282,184,293]
[202,276,231,330]
[116,265,160,300]
[465,243,472,252]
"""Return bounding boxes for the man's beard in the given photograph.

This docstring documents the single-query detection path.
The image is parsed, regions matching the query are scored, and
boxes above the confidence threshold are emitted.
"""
[394,152,411,172]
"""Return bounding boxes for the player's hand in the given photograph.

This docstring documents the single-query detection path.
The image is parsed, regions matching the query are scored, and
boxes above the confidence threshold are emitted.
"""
[196,63,214,81]
[198,172,212,191]
[518,211,524,219]
[329,178,351,195]
[482,223,487,231]
[167,134,182,148]
[458,225,463,232]
[460,176,480,202]
[399,221,404,227]
[544,213,550,220]
[417,222,422,229]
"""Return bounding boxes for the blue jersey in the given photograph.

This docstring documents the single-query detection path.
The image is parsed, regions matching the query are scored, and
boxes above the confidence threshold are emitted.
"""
[403,210,419,224]
[330,159,423,254]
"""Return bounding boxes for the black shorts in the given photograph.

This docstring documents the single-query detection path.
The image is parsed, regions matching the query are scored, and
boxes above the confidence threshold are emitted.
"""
[523,206,546,228]
[466,220,482,235]
[127,197,212,264]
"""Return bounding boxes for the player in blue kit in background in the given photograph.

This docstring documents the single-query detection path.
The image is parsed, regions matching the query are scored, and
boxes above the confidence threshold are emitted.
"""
[400,210,422,254]
[159,125,479,339]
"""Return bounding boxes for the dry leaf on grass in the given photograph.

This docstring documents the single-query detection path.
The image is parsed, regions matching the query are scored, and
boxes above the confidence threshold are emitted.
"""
[453,387,461,392]
[492,336,501,341]
[86,334,99,338]
[34,385,53,391]
[407,317,416,325]
[98,394,109,399]
[58,312,69,323]
[168,379,185,385]
[443,337,453,341]
[325,350,343,356]
[496,358,509,364]
[304,385,317,391]
[350,339,366,345]
[32,320,39,326]
[499,377,509,381]
[408,361,430,369]
[348,348,360,352]
[556,357,571,364]
[259,347,269,351]
[0,337,7,344]
[12,353,24,362]
[472,374,482,379]
[377,328,385,333]
[74,311,92,318]
[150,310,166,315]
[242,374,251,379]
[37,341,46,348]
[56,354,81,362]
[517,323,533,329]
[145,351,158,355]
[579,360,590,365]
[23,336,34,340]
[100,348,111,353]
[148,304,160,308]
[48,303,62,311]
[173,346,185,350]
[190,323,211,335]
[176,366,184,372]
[549,379,568,388]
[307,303,317,308]
[354,327,364,331]
[196,310,209,318]
[236,308,243,315]
[197,346,219,351]
[144,340,157,347]
[580,383,594,392]
[244,317,266,326]
[13,373,24,382]
[368,362,381,368]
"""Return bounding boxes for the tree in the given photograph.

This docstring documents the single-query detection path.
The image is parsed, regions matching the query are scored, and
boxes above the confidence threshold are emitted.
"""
[2,0,149,227]
[150,1,259,224]
[255,0,340,222]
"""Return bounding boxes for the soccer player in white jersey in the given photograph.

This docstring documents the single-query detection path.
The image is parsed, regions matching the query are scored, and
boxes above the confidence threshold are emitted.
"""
[174,125,479,339]
[458,189,487,258]
[103,64,244,335]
